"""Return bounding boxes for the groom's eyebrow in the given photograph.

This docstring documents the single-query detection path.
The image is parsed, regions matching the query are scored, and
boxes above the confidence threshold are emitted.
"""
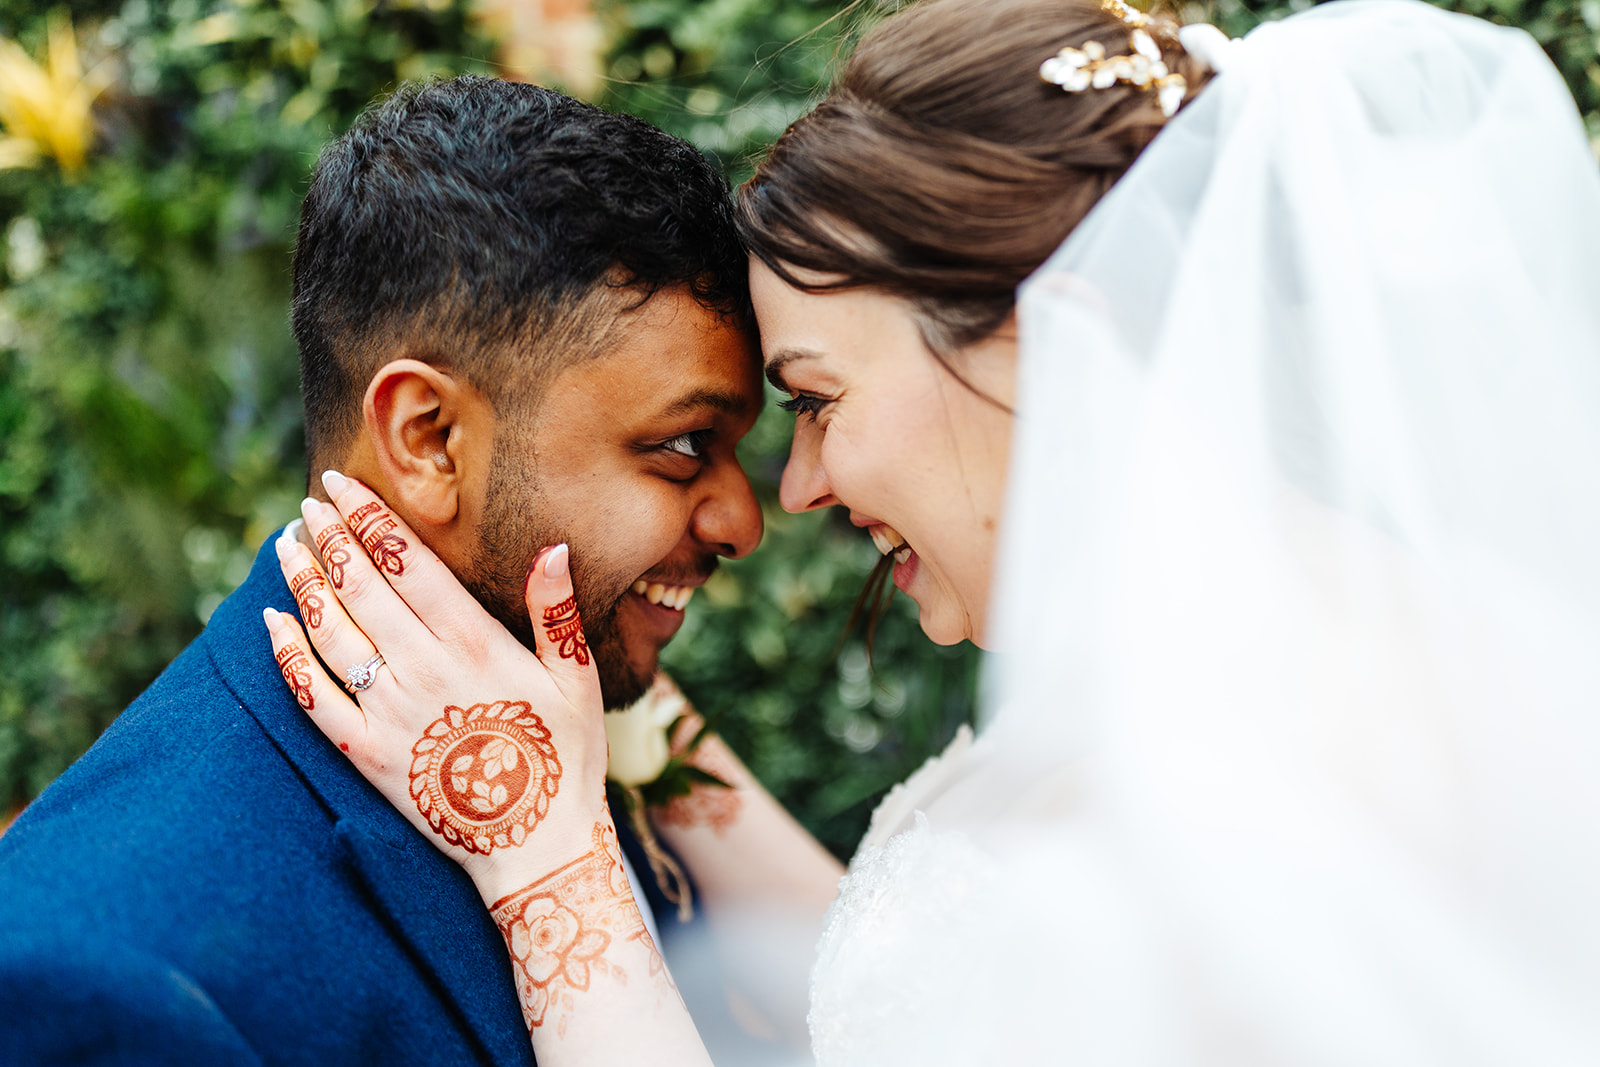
[657,387,754,419]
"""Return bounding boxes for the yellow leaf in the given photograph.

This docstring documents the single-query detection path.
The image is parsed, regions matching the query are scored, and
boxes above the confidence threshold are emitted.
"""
[0,14,107,175]
[0,135,39,169]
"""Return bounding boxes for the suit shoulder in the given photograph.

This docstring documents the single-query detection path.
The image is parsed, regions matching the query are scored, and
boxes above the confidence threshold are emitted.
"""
[0,939,263,1066]
[0,633,332,930]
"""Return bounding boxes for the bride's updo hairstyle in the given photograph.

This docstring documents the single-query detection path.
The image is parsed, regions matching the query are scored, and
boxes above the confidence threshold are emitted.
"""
[736,0,1213,356]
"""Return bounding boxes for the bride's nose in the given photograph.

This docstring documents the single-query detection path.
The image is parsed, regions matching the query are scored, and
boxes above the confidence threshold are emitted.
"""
[778,417,836,513]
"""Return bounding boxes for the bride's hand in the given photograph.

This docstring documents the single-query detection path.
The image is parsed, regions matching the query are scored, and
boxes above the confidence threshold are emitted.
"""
[261,470,607,902]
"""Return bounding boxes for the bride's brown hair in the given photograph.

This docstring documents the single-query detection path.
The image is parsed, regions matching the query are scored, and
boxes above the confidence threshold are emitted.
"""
[735,0,1213,355]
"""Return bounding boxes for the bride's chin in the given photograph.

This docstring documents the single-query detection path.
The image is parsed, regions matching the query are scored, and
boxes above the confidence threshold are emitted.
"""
[912,599,977,648]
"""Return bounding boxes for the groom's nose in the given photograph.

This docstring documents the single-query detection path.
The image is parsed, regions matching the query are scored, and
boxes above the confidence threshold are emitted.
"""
[691,458,763,559]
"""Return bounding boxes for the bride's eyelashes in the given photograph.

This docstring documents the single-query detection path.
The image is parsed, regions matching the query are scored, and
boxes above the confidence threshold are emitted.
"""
[779,392,831,421]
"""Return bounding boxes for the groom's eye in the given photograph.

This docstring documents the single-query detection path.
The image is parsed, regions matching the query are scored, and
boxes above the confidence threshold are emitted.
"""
[659,429,713,459]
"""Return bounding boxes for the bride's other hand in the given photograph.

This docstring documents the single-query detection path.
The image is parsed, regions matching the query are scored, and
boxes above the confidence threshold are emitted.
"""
[261,470,607,902]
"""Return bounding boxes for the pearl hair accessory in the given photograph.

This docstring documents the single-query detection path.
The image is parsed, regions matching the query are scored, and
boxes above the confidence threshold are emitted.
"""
[1039,0,1230,118]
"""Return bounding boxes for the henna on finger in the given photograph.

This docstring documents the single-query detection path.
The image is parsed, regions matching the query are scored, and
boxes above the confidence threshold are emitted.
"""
[492,821,674,1039]
[409,701,562,854]
[275,643,317,712]
[314,524,355,590]
[348,500,409,577]
[287,565,328,630]
[541,597,590,666]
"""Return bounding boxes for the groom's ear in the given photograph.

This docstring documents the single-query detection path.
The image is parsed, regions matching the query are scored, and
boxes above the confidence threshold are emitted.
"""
[362,359,494,532]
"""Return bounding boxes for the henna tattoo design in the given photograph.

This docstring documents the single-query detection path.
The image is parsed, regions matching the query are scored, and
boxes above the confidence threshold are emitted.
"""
[658,716,743,835]
[348,500,409,577]
[275,644,315,711]
[492,822,666,1038]
[314,524,354,590]
[287,565,327,629]
[656,773,743,835]
[541,597,590,666]
[409,701,561,854]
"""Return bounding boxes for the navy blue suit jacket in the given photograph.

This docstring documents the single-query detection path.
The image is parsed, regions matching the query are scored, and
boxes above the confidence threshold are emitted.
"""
[0,535,683,1065]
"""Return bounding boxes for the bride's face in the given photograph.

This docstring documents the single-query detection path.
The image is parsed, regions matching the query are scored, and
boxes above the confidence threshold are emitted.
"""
[750,258,1015,648]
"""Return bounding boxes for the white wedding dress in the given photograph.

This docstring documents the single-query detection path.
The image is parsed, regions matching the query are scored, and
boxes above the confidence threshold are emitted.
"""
[806,3,1600,1063]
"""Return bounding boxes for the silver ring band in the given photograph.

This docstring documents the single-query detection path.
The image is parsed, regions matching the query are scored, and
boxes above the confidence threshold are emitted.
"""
[346,652,385,692]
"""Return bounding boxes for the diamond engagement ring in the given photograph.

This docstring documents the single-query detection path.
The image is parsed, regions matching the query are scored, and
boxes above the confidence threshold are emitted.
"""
[346,653,385,692]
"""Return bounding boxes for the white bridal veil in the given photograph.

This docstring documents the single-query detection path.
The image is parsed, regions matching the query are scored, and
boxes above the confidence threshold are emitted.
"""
[812,2,1600,1063]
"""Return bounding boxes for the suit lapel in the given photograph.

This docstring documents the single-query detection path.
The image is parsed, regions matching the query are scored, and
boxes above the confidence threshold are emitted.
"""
[204,535,534,1067]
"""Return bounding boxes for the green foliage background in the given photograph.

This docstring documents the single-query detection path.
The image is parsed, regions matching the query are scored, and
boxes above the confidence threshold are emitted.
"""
[2,0,1596,856]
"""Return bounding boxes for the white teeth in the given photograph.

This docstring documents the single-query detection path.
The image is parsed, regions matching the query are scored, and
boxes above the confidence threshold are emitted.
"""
[894,546,912,564]
[869,525,908,557]
[632,581,695,610]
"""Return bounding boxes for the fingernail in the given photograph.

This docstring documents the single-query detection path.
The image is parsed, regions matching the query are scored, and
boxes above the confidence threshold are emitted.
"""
[300,497,320,525]
[544,543,569,580]
[262,606,281,631]
[321,470,351,497]
[275,535,293,561]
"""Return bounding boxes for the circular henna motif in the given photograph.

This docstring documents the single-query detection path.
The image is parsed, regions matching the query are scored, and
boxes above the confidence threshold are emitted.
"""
[409,701,561,854]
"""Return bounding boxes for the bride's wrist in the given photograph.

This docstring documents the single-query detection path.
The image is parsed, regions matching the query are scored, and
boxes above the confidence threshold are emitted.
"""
[462,807,619,908]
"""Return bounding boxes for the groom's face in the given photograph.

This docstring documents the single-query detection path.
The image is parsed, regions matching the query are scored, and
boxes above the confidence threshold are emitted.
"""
[466,286,764,708]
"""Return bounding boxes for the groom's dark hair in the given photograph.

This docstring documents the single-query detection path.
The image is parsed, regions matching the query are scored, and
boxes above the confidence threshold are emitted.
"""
[291,75,748,470]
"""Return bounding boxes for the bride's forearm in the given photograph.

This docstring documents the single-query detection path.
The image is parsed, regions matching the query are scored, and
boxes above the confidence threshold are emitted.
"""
[487,815,712,1065]
[649,725,843,1047]
[652,725,843,913]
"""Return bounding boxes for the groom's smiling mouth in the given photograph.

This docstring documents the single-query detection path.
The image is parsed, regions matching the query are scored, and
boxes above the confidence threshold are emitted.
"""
[617,564,715,646]
[629,579,698,611]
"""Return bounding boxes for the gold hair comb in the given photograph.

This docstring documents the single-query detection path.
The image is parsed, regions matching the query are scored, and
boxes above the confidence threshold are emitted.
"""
[1039,0,1189,117]
[1102,0,1150,26]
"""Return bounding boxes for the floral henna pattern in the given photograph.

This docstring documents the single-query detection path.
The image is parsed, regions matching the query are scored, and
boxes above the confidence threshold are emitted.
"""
[656,781,742,835]
[348,500,409,577]
[658,730,743,835]
[492,822,658,1038]
[287,565,327,629]
[313,524,354,589]
[409,701,561,854]
[275,644,315,711]
[542,596,590,666]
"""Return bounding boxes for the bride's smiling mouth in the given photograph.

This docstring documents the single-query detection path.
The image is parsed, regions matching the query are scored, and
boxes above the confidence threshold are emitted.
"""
[854,515,920,591]
[867,523,913,565]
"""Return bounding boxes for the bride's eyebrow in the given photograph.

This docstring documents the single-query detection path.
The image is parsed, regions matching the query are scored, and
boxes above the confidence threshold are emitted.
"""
[764,348,819,392]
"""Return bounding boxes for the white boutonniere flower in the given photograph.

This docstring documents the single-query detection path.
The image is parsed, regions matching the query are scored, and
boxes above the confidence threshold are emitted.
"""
[603,675,730,922]
[604,681,687,788]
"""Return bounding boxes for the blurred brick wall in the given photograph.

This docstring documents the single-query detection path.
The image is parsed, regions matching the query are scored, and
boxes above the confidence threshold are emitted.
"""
[477,0,603,95]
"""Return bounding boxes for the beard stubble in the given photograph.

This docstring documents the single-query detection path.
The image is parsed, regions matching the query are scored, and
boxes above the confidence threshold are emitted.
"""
[465,455,653,710]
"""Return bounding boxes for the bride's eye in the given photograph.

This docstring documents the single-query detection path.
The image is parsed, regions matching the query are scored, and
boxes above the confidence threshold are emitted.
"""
[660,430,712,458]
[779,393,828,421]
